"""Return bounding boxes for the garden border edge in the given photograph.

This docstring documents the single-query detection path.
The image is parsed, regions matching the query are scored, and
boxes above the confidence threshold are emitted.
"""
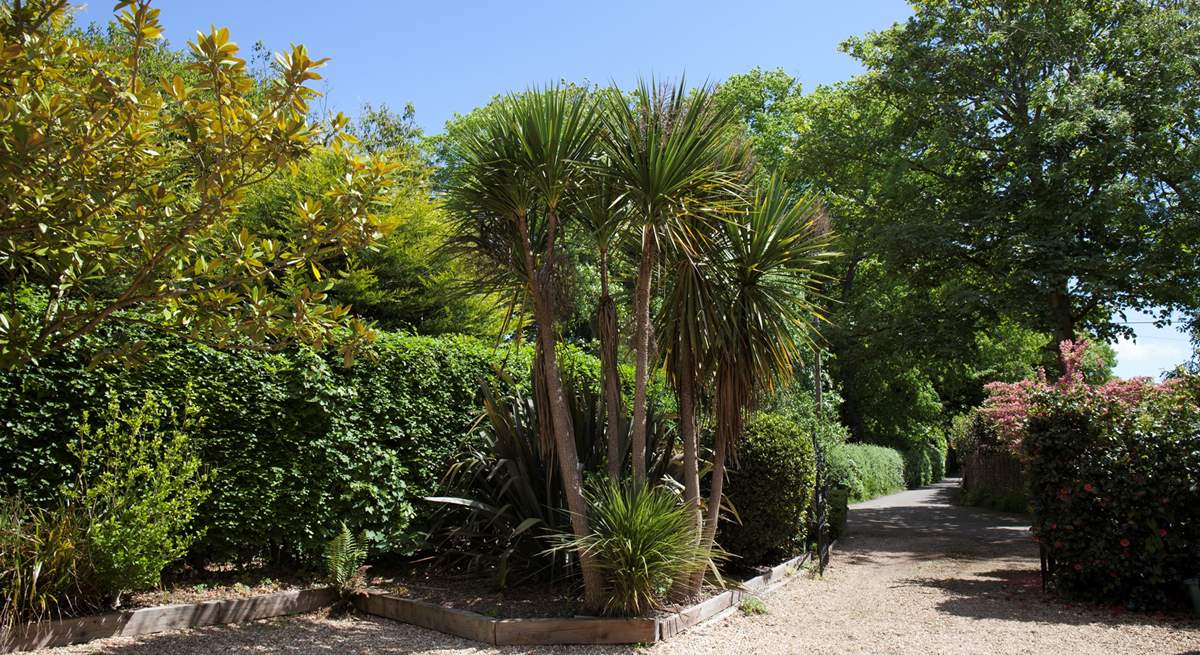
[0,587,339,653]
[356,547,827,645]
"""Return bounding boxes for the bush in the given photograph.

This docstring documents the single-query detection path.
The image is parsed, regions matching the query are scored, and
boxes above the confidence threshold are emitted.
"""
[721,413,816,565]
[68,394,208,602]
[560,480,710,617]
[831,444,905,502]
[0,321,668,566]
[0,324,509,563]
[903,430,947,488]
[1024,374,1200,608]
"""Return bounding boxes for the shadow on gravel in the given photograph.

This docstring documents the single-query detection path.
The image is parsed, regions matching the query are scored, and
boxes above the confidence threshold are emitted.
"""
[904,568,1200,630]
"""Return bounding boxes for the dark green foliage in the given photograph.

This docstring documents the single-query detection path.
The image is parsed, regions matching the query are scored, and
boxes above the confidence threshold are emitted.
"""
[426,371,676,586]
[68,394,208,600]
[0,319,660,567]
[1,322,527,564]
[902,430,947,489]
[721,413,816,565]
[1025,375,1200,608]
[829,444,906,503]
[558,480,711,617]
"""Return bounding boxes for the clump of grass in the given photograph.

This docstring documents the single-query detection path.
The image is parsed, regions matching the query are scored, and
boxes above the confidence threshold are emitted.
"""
[556,480,714,616]
[739,596,767,615]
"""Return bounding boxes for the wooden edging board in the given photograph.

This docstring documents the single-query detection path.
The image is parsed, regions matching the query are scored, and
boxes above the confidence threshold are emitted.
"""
[356,548,824,645]
[1,587,338,654]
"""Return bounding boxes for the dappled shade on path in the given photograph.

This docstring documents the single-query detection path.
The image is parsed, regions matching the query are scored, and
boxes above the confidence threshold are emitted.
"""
[30,481,1199,655]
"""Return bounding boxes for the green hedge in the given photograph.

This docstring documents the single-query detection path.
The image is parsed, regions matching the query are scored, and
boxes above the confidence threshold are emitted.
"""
[1025,375,1200,608]
[827,443,906,502]
[0,324,652,566]
[721,413,816,565]
[903,430,947,489]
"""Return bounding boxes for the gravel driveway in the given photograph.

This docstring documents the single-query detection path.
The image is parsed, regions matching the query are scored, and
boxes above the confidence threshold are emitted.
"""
[32,480,1198,655]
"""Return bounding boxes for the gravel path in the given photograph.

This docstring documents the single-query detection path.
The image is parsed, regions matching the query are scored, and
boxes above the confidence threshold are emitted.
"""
[31,480,1198,654]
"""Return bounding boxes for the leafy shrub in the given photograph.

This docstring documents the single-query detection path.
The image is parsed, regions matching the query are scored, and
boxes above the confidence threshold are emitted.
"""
[0,324,517,564]
[721,413,816,565]
[831,444,905,502]
[324,522,368,597]
[559,480,711,617]
[1024,373,1200,608]
[0,499,95,628]
[902,429,947,488]
[68,394,208,602]
[425,374,676,586]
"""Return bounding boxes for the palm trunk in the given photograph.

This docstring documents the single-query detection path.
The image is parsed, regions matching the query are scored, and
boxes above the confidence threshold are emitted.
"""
[518,214,606,612]
[670,341,702,599]
[690,360,737,594]
[599,245,625,479]
[629,224,657,485]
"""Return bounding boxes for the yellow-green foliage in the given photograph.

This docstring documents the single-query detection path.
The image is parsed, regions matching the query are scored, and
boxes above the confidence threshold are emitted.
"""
[68,394,208,601]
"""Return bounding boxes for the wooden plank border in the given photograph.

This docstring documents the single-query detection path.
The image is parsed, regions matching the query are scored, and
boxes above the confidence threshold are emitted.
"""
[1,587,338,654]
[355,545,830,646]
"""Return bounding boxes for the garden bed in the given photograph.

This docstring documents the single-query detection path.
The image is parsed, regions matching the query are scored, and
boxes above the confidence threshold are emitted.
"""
[355,549,820,645]
[2,549,832,652]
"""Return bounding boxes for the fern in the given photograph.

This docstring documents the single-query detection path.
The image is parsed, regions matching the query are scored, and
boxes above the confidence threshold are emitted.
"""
[324,522,367,596]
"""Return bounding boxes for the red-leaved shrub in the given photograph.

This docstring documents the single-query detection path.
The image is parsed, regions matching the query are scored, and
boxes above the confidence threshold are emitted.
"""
[1011,342,1200,608]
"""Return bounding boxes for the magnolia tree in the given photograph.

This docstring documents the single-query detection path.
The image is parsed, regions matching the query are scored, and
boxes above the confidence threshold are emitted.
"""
[0,0,394,369]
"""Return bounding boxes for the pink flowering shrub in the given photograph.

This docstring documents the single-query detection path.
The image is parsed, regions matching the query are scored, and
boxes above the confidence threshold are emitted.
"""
[1016,349,1200,608]
[980,339,1160,449]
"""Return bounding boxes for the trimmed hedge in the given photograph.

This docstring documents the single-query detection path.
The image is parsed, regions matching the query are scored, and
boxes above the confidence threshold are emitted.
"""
[0,323,651,565]
[721,413,816,565]
[903,430,948,489]
[827,443,906,502]
[1025,375,1200,608]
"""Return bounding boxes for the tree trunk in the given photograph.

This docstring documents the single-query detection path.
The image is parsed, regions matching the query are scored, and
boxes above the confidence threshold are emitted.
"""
[599,246,625,479]
[690,361,737,594]
[517,214,606,612]
[629,224,657,485]
[814,348,823,415]
[691,405,729,594]
[670,341,702,599]
[1047,284,1076,374]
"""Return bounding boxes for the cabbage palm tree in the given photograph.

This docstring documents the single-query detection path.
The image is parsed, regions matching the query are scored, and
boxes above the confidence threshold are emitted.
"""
[572,167,629,477]
[602,79,742,484]
[688,177,836,593]
[445,86,607,609]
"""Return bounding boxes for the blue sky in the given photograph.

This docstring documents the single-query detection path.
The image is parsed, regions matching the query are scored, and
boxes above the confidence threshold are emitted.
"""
[71,1,1194,377]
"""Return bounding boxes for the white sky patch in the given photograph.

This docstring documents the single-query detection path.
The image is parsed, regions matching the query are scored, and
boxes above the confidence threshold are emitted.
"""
[1111,309,1192,379]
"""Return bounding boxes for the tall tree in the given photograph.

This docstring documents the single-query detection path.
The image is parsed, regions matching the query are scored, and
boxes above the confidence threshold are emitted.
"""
[0,0,393,369]
[602,79,741,484]
[691,177,834,592]
[445,86,607,609]
[836,0,1200,364]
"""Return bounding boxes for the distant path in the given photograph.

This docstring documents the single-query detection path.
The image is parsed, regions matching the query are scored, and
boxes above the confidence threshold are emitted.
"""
[652,479,1199,655]
[36,480,1199,655]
